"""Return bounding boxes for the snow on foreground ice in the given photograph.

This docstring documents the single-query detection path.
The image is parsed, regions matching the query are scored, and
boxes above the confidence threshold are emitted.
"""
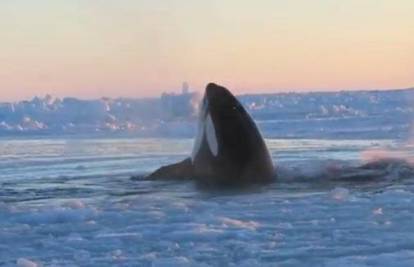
[1,185,414,267]
[0,138,414,266]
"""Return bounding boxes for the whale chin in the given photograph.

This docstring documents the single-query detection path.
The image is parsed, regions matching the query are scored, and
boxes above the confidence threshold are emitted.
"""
[146,82,275,187]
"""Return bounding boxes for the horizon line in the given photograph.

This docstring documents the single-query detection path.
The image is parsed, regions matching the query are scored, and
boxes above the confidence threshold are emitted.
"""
[1,86,414,103]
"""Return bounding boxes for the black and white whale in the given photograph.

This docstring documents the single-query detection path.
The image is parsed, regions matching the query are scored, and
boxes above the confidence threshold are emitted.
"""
[147,83,275,187]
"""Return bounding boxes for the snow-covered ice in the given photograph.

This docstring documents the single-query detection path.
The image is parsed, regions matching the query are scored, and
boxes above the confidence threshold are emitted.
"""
[1,137,414,266]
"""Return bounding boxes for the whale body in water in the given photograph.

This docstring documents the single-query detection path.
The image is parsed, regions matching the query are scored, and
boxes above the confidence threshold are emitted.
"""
[147,83,275,187]
[143,83,414,187]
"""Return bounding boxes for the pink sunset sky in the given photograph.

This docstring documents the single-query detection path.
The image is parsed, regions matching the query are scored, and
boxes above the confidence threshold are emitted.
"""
[0,0,413,101]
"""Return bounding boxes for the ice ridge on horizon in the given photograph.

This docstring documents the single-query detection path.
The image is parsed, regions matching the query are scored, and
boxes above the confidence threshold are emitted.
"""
[0,88,413,139]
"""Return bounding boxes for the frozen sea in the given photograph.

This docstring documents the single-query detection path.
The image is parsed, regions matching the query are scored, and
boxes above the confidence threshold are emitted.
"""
[1,137,414,267]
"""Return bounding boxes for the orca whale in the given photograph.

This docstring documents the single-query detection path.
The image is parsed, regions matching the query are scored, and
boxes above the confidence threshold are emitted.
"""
[147,83,275,187]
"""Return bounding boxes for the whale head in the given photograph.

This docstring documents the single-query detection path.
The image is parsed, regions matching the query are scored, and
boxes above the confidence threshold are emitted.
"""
[191,83,274,186]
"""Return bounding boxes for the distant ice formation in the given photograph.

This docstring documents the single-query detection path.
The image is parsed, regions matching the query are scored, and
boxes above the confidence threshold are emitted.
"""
[0,87,413,139]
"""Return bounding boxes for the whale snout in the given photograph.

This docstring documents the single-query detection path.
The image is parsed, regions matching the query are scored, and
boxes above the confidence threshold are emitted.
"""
[206,83,227,98]
[205,83,237,107]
